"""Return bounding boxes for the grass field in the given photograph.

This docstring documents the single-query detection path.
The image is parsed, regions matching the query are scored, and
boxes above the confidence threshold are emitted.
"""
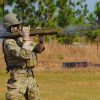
[0,42,100,100]
[0,68,100,100]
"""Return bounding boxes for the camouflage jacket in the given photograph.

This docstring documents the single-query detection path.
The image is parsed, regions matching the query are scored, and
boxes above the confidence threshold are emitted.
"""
[3,37,42,70]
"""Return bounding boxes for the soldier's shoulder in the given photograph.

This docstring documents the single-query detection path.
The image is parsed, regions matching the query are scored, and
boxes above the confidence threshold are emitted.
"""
[5,39,17,45]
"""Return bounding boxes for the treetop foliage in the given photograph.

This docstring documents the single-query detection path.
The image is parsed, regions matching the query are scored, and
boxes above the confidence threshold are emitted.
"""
[4,0,100,44]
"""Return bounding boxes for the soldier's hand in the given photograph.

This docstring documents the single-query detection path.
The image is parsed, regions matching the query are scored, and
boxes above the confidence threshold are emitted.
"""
[38,36,45,43]
[21,26,30,41]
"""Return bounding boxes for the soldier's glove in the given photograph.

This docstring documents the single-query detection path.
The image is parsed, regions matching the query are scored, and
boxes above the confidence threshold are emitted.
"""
[34,26,45,52]
[39,36,45,43]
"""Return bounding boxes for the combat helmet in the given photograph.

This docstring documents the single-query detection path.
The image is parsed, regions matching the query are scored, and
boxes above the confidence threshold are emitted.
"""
[4,13,21,28]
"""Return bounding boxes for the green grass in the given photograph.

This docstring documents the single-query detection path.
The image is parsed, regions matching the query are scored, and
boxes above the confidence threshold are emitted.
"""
[1,68,100,100]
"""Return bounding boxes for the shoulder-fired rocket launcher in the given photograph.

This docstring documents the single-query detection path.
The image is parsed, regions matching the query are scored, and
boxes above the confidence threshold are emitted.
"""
[0,25,99,38]
[0,28,61,38]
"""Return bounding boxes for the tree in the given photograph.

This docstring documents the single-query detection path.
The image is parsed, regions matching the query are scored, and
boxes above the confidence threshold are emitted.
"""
[13,0,37,27]
[35,0,56,27]
[69,0,89,25]
[56,0,89,27]
[4,0,16,7]
[4,0,16,15]
[94,2,100,25]
[56,0,72,27]
[0,0,3,19]
[0,0,3,6]
[4,0,37,27]
[4,0,57,27]
[87,13,96,25]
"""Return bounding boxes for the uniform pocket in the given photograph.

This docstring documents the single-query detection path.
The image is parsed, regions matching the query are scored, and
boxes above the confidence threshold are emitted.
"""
[7,79,17,90]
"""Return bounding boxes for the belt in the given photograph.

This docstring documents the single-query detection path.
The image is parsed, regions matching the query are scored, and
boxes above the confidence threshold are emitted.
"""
[8,65,34,76]
[8,65,34,70]
[12,68,34,79]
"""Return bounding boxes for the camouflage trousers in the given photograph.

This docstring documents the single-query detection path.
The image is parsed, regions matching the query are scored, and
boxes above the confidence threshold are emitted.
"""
[5,68,40,100]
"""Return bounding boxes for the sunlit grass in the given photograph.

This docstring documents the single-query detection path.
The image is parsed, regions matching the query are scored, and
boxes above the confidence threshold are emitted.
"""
[1,68,100,100]
[36,68,100,100]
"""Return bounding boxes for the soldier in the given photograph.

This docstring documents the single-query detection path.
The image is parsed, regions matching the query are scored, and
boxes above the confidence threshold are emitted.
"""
[3,13,45,100]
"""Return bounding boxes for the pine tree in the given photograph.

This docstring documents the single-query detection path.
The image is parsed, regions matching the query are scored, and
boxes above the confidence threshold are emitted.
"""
[36,0,56,27]
[94,2,100,25]
[69,0,89,25]
[56,0,72,27]
[13,0,37,27]
[0,0,3,6]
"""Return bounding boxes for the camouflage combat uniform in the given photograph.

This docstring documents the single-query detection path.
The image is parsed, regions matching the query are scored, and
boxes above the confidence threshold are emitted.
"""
[3,37,40,100]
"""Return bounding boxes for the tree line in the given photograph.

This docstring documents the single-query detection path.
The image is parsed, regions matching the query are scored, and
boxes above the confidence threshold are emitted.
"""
[3,0,100,45]
[4,0,100,27]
